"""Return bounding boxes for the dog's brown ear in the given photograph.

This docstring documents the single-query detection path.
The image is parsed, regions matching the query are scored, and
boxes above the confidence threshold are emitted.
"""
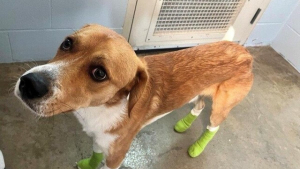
[128,64,149,118]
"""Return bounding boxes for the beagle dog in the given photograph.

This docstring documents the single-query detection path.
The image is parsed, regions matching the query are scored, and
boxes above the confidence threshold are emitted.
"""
[15,24,253,169]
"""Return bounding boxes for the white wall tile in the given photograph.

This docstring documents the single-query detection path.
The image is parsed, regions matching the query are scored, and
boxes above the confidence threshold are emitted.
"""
[0,0,127,63]
[0,0,51,30]
[245,23,282,46]
[51,0,128,29]
[287,3,300,34]
[0,32,13,63]
[9,30,73,62]
[259,0,299,23]
[272,25,300,72]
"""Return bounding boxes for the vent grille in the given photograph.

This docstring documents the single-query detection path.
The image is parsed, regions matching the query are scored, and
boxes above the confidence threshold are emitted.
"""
[154,0,245,35]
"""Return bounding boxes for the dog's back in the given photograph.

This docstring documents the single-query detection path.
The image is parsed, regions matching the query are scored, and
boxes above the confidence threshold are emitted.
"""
[143,41,253,117]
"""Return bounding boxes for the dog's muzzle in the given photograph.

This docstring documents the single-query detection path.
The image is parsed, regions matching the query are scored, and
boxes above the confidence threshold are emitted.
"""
[19,73,49,99]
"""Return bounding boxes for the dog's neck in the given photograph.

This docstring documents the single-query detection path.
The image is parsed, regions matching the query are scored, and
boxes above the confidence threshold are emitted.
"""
[73,97,128,154]
[74,97,128,133]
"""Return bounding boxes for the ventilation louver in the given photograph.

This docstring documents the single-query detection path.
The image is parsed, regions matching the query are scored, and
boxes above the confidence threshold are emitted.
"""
[154,0,245,35]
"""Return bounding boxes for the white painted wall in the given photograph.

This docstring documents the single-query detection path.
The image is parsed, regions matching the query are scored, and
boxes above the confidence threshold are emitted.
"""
[0,0,128,63]
[1,0,299,66]
[245,0,299,46]
[271,1,300,72]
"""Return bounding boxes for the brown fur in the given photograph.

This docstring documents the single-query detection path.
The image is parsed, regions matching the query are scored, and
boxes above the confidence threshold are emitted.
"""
[106,40,253,168]
[34,25,253,168]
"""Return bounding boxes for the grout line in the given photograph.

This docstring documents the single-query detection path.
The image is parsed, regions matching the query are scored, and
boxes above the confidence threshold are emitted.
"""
[286,24,300,36]
[7,33,15,62]
[50,0,52,28]
[0,28,123,32]
[0,28,74,32]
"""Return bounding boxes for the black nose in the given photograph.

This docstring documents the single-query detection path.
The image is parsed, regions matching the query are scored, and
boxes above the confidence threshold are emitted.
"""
[19,73,49,99]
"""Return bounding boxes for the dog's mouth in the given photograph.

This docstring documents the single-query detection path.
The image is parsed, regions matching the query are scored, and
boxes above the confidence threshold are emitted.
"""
[15,92,47,117]
[15,88,76,118]
[16,96,70,117]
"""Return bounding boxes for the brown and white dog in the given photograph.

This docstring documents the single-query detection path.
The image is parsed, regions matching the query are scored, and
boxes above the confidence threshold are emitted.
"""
[15,24,253,169]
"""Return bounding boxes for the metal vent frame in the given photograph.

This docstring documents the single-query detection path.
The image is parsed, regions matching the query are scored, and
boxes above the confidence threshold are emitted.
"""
[146,0,245,42]
[125,0,272,50]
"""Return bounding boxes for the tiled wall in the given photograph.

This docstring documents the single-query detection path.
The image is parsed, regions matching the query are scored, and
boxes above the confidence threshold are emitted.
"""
[272,2,300,72]
[245,0,299,46]
[0,0,128,63]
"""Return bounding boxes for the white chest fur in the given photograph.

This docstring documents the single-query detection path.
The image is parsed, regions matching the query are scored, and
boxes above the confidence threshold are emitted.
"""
[73,98,127,154]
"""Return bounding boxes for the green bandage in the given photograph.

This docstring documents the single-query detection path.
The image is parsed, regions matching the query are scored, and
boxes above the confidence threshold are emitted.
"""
[77,152,104,169]
[174,112,198,133]
[188,127,219,158]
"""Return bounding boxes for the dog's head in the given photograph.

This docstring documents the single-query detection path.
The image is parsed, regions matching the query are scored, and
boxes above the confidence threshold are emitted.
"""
[15,24,148,117]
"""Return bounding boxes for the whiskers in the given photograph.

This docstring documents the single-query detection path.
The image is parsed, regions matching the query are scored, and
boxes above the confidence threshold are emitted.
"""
[56,101,86,122]
[40,100,86,123]
[8,72,24,95]
[8,60,40,95]
[42,99,85,160]
[8,81,17,94]
[34,113,44,122]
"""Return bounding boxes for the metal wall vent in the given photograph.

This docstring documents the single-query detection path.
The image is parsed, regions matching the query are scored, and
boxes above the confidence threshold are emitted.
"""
[154,0,245,35]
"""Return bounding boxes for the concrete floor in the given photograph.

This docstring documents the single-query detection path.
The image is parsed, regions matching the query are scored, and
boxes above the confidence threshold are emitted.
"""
[0,46,300,169]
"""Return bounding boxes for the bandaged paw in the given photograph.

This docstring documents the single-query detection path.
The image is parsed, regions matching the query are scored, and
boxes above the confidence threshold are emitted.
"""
[188,127,219,157]
[77,152,104,169]
[174,112,198,133]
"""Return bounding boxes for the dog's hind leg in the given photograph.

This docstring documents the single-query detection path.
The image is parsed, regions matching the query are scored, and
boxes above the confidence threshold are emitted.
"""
[174,96,205,133]
[188,74,253,157]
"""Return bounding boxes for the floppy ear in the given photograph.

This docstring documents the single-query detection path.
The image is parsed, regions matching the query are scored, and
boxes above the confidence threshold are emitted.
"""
[128,64,149,118]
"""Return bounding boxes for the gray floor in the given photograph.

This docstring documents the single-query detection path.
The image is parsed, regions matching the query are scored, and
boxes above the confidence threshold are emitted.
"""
[0,46,300,169]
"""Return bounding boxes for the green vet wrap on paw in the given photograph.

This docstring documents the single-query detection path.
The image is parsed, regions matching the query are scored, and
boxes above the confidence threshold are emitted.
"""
[174,112,198,133]
[77,152,104,169]
[188,127,219,158]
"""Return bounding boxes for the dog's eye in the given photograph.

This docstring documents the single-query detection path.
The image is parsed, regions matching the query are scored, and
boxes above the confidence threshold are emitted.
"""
[60,38,73,51]
[91,67,107,81]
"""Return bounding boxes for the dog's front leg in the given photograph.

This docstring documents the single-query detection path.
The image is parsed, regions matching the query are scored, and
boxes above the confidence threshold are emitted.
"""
[102,148,127,169]
[100,164,113,169]
[77,140,104,169]
[102,133,136,169]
